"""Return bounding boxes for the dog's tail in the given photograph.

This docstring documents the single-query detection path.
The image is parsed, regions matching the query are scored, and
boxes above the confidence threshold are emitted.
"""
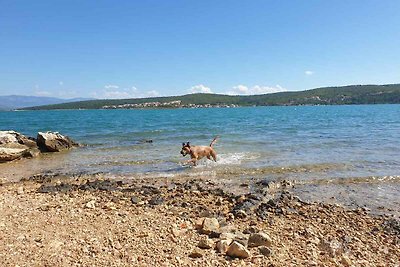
[209,136,219,147]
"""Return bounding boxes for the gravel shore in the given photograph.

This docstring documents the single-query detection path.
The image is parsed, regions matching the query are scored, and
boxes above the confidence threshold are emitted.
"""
[0,175,399,266]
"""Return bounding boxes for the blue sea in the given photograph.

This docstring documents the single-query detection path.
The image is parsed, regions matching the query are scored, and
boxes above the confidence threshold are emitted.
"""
[1,105,399,216]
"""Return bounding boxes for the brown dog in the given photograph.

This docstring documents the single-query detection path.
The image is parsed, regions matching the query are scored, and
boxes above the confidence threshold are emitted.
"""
[180,137,218,166]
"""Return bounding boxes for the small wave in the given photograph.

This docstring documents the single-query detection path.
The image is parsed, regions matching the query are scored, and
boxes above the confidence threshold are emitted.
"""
[298,175,400,186]
[191,152,260,168]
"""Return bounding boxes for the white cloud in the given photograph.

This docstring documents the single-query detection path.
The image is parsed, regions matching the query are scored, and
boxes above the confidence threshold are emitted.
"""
[226,84,286,95]
[34,90,51,97]
[146,90,160,97]
[91,86,160,99]
[305,70,314,76]
[59,81,64,86]
[104,84,119,89]
[189,84,213,94]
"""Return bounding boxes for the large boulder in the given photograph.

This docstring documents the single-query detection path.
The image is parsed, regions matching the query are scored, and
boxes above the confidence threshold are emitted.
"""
[37,131,78,152]
[0,143,29,162]
[0,131,37,148]
[0,131,39,162]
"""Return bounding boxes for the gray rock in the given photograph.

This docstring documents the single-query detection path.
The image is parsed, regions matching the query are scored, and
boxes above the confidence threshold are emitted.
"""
[259,246,272,257]
[248,232,272,248]
[37,131,78,152]
[130,196,141,204]
[226,241,250,258]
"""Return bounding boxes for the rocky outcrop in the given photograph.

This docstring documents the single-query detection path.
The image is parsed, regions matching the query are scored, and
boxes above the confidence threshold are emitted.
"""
[0,131,39,162]
[0,143,29,162]
[37,132,78,152]
[0,130,78,163]
[0,131,37,147]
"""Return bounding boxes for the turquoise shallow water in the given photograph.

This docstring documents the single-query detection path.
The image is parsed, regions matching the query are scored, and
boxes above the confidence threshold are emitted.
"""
[1,105,400,215]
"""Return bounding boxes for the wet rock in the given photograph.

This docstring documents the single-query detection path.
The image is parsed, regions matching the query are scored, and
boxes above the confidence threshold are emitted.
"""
[37,183,74,193]
[383,218,400,235]
[231,194,261,216]
[198,237,214,249]
[259,246,272,257]
[37,131,78,152]
[226,241,250,259]
[199,218,220,235]
[140,185,161,195]
[216,240,231,254]
[79,180,121,191]
[189,248,204,258]
[23,147,40,158]
[248,232,272,248]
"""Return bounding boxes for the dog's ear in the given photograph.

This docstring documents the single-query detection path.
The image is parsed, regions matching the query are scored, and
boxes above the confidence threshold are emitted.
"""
[182,142,185,147]
[186,142,190,147]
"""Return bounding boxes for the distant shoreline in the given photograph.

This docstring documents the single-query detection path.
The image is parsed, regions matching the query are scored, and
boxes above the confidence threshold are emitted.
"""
[18,83,400,110]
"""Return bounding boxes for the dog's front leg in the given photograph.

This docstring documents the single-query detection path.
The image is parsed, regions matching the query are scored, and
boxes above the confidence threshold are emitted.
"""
[187,157,198,166]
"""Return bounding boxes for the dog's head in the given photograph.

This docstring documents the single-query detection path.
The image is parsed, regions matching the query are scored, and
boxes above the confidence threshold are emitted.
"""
[180,142,191,156]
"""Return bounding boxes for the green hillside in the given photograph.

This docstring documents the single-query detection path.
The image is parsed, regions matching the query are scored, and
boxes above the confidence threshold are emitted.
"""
[22,84,400,110]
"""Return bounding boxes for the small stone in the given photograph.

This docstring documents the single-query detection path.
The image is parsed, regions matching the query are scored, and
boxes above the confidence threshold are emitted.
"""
[216,240,231,254]
[103,203,116,210]
[172,228,186,237]
[226,241,250,259]
[148,196,164,205]
[341,255,352,267]
[243,226,258,234]
[200,218,220,235]
[198,237,214,249]
[189,248,204,258]
[85,200,96,209]
[248,232,272,248]
[234,210,247,219]
[194,218,205,230]
[130,196,141,204]
[16,186,24,195]
[259,246,272,257]
[219,232,236,243]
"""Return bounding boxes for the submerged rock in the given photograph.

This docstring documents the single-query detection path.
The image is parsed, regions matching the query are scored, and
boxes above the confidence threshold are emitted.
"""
[37,131,78,152]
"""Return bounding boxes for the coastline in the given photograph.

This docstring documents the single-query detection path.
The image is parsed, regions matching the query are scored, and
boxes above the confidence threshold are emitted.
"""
[1,175,399,266]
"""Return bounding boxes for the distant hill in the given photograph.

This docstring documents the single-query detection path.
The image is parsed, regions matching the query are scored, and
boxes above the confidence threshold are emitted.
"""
[21,84,400,110]
[0,95,94,110]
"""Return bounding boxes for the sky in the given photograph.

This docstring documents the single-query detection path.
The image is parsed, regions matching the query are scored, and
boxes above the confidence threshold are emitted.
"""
[1,0,400,99]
